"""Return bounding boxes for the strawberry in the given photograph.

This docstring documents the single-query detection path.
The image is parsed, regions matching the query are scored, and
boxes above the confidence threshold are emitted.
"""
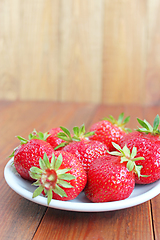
[29,151,87,204]
[119,115,160,184]
[46,127,65,150]
[55,124,108,173]
[27,128,65,150]
[84,143,145,203]
[88,113,131,151]
[10,135,54,181]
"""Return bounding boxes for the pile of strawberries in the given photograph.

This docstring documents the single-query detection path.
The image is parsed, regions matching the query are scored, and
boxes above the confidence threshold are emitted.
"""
[9,113,160,204]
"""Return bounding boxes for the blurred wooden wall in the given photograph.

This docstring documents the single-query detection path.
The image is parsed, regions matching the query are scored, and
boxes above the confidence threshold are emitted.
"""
[0,0,160,105]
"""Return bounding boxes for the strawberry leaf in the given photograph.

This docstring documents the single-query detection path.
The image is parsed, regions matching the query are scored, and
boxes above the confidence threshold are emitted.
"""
[17,136,28,144]
[58,180,74,188]
[112,142,123,153]
[32,186,44,198]
[153,115,160,132]
[137,115,160,135]
[56,168,72,175]
[43,153,50,169]
[104,113,131,133]
[107,151,122,156]
[60,126,72,139]
[123,116,130,125]
[80,124,85,135]
[54,142,67,150]
[55,154,62,170]
[131,147,137,159]
[127,160,134,171]
[53,185,68,198]
[58,173,76,180]
[73,126,79,137]
[108,142,145,177]
[122,145,130,158]
[84,131,95,138]
[118,112,124,124]
[38,132,45,140]
[50,153,56,169]
[137,118,149,130]
[47,189,52,205]
[39,157,46,170]
[29,152,76,205]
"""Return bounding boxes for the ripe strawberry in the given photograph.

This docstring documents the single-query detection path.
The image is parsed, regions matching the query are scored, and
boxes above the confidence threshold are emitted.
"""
[119,115,160,184]
[46,127,65,150]
[55,124,108,173]
[27,128,65,150]
[84,143,145,203]
[89,113,131,151]
[29,151,87,204]
[11,135,54,181]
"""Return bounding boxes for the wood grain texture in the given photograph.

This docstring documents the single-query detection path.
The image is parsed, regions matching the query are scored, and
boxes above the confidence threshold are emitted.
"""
[1,1,160,105]
[102,0,147,105]
[33,204,153,240]
[59,0,103,103]
[145,0,160,105]
[142,105,160,240]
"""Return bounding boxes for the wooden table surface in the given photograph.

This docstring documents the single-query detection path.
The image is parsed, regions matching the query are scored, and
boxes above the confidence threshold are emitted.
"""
[1,101,160,240]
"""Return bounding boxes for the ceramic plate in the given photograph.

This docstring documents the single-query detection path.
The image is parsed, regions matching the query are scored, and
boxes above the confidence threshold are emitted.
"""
[4,158,160,212]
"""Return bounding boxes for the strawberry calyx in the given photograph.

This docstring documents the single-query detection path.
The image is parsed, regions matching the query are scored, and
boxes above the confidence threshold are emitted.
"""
[137,115,160,135]
[108,142,147,178]
[8,135,29,158]
[103,112,131,133]
[54,124,95,150]
[29,152,76,205]
[28,129,51,141]
[9,130,51,158]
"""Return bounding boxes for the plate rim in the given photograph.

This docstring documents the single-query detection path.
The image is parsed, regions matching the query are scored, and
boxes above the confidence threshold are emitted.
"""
[4,158,160,212]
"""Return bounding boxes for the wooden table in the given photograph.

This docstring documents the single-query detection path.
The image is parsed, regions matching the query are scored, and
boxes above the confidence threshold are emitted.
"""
[1,101,160,240]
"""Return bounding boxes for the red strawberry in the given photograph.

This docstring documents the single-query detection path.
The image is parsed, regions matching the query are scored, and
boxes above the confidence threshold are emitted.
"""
[89,113,131,151]
[29,151,87,204]
[56,124,108,173]
[28,128,66,150]
[11,136,54,181]
[84,143,144,203]
[119,115,160,184]
[46,127,65,150]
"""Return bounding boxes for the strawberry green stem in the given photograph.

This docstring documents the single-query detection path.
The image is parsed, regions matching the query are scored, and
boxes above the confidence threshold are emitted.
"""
[108,142,147,178]
[137,115,160,135]
[29,152,76,205]
[54,124,95,150]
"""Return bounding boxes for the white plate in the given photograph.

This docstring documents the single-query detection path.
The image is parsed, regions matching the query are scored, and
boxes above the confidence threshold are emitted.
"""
[4,158,160,212]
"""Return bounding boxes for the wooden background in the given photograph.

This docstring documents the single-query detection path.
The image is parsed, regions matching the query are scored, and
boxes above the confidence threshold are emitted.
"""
[0,0,160,105]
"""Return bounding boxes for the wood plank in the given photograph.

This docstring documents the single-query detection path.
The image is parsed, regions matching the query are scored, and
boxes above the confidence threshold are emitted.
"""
[124,105,145,130]
[142,106,160,240]
[0,0,103,103]
[19,1,60,101]
[0,185,46,240]
[1,0,160,106]
[145,0,160,105]
[151,195,160,240]
[0,1,60,101]
[33,204,153,240]
[102,0,147,105]
[59,0,103,103]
